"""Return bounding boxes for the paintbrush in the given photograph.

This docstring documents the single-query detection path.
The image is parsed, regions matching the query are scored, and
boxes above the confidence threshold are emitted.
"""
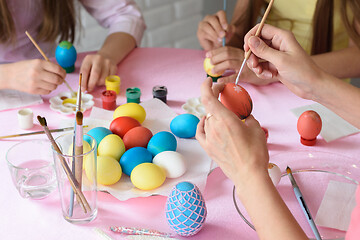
[74,111,84,189]
[286,166,322,240]
[37,115,90,213]
[0,126,88,139]
[222,0,227,47]
[234,0,274,85]
[25,31,75,95]
[69,73,83,216]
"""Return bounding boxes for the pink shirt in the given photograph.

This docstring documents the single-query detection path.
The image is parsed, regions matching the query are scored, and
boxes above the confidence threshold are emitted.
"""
[0,0,145,63]
[346,185,360,239]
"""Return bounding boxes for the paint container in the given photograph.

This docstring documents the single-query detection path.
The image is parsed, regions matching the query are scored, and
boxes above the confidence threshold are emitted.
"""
[152,85,167,103]
[17,108,34,129]
[101,90,117,110]
[105,75,121,94]
[126,87,141,103]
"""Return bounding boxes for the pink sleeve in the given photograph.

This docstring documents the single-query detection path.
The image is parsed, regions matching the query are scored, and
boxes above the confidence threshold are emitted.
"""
[346,185,360,239]
[80,0,146,46]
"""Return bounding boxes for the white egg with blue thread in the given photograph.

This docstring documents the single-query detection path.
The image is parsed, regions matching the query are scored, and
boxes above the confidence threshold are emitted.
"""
[268,163,281,186]
[165,181,207,236]
[170,114,200,138]
[147,131,177,156]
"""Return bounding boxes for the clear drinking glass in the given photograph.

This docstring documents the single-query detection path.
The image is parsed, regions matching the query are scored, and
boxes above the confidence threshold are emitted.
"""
[6,140,57,199]
[52,133,97,224]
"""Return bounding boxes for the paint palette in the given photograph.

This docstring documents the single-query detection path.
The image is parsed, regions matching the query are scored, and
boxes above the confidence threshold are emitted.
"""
[181,97,206,119]
[49,91,94,115]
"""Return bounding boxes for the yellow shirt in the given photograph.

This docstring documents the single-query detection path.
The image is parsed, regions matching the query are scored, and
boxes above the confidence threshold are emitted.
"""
[264,0,349,54]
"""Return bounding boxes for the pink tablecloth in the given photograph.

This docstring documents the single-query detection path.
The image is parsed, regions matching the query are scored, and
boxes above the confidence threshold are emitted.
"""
[1,48,360,240]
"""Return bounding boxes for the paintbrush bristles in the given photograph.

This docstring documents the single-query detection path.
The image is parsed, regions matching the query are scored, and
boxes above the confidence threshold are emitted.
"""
[79,73,82,87]
[76,111,83,125]
[37,116,47,126]
[286,166,291,174]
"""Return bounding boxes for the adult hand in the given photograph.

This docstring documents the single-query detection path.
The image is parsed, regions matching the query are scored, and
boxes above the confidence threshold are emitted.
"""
[244,24,324,100]
[196,77,269,187]
[0,59,66,95]
[80,53,117,92]
[197,10,235,51]
[206,46,278,85]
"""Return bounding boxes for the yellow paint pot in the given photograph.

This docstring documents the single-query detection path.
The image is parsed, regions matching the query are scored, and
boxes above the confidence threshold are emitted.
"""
[105,75,121,94]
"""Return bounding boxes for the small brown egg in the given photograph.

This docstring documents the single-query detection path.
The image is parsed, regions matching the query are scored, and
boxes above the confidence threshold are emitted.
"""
[220,83,253,119]
[297,110,322,146]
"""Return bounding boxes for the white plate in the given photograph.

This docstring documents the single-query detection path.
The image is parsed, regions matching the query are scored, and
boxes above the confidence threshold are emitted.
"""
[49,92,94,115]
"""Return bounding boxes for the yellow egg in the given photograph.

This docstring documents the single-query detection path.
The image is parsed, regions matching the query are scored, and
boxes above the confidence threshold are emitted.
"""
[203,57,224,77]
[113,103,146,123]
[98,134,125,161]
[130,163,166,190]
[85,155,122,185]
[67,140,94,167]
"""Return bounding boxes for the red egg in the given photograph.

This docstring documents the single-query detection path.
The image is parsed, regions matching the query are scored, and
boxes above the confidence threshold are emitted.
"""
[220,83,253,119]
[123,126,153,150]
[297,110,322,146]
[110,116,141,138]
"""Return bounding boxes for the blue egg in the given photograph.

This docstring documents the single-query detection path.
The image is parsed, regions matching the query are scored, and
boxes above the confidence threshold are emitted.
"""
[147,131,177,156]
[84,127,112,147]
[55,41,77,73]
[120,147,153,176]
[170,114,199,138]
[165,182,207,236]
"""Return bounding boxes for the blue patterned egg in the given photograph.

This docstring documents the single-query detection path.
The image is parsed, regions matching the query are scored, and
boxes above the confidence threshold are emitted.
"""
[170,114,200,138]
[165,182,207,236]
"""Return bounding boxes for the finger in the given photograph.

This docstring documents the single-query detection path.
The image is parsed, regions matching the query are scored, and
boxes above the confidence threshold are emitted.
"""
[247,36,285,67]
[195,116,206,144]
[215,10,228,31]
[80,58,92,91]
[35,88,52,95]
[212,82,225,97]
[98,61,109,86]
[40,71,65,85]
[217,75,236,84]
[199,21,222,44]
[205,14,226,38]
[43,61,66,79]
[88,63,102,92]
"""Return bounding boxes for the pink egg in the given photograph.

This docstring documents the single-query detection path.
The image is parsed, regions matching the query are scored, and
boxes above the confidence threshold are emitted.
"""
[297,110,322,146]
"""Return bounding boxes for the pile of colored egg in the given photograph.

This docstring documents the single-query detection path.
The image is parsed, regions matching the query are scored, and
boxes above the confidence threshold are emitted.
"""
[83,102,188,190]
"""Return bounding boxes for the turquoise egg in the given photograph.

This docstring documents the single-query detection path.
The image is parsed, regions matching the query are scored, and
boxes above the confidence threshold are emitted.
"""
[55,41,77,73]
[119,147,153,176]
[84,127,112,147]
[170,114,199,138]
[147,131,177,156]
[166,182,207,236]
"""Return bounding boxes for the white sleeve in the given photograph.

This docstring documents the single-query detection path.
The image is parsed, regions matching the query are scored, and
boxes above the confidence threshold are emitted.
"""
[80,0,146,46]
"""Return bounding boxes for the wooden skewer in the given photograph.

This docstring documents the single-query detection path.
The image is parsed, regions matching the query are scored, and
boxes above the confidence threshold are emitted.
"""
[0,125,88,139]
[25,31,75,95]
[37,116,91,213]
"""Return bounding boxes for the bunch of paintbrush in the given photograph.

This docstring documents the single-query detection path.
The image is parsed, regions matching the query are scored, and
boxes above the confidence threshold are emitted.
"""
[37,115,90,212]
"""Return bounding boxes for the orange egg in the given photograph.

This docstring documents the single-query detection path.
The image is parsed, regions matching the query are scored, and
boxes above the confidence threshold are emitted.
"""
[220,83,253,119]
[123,126,153,150]
[110,116,141,138]
[297,110,322,146]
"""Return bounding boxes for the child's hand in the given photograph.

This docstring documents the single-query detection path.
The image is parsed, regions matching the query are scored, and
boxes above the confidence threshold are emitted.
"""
[197,10,234,51]
[80,53,117,92]
[206,46,278,85]
[1,59,66,95]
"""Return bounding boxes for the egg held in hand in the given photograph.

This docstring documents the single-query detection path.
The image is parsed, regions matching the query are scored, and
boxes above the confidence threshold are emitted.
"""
[297,110,322,146]
[166,182,207,236]
[130,163,166,190]
[220,83,253,120]
[203,57,224,77]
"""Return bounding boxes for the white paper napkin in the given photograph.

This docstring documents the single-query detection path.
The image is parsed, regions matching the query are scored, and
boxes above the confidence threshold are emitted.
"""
[291,103,359,142]
[66,98,213,201]
[0,89,43,111]
[315,180,358,231]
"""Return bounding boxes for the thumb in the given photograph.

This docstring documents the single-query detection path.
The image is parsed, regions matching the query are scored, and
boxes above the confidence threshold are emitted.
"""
[248,36,283,66]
